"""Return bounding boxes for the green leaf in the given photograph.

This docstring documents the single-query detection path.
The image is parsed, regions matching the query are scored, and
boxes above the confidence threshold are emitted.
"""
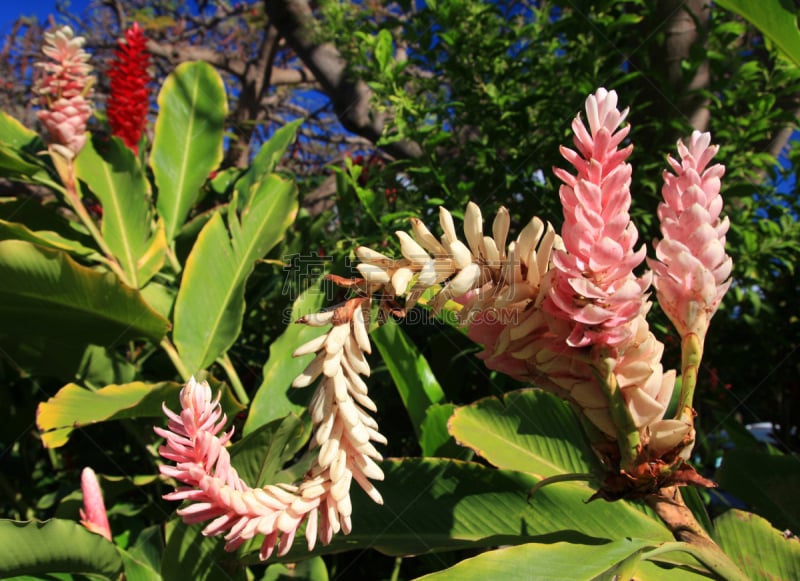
[717,448,800,532]
[36,380,243,448]
[152,61,227,241]
[118,525,163,581]
[245,282,327,435]
[0,519,122,578]
[75,135,159,287]
[241,458,670,562]
[415,539,654,580]
[161,519,245,581]
[230,413,309,488]
[448,389,603,478]
[372,319,446,438]
[714,509,800,581]
[0,240,169,345]
[236,119,303,205]
[0,110,41,150]
[0,218,95,256]
[420,402,461,457]
[374,29,393,72]
[173,174,298,373]
[715,0,800,67]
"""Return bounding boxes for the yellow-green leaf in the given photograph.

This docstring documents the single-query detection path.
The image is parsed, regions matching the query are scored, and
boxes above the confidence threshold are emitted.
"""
[152,61,227,241]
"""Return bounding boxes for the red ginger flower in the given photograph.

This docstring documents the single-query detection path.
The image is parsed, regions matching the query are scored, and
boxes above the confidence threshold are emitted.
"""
[545,88,650,349]
[107,23,151,153]
[80,467,112,541]
[649,131,730,341]
[34,26,94,157]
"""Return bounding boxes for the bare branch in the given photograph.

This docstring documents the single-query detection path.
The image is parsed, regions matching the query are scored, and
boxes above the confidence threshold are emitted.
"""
[265,0,422,160]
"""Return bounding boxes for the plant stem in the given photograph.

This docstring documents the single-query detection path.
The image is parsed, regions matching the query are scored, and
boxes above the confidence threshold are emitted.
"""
[56,152,131,285]
[676,332,703,422]
[160,338,191,382]
[217,352,249,406]
[646,486,748,580]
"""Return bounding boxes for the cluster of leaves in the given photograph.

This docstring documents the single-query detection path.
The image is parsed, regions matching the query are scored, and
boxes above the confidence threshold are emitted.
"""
[0,0,799,579]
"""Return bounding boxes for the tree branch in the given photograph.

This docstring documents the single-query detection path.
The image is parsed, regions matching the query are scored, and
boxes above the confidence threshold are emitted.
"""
[265,0,422,160]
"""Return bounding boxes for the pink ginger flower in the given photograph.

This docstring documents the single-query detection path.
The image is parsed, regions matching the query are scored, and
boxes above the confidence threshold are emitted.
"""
[649,131,731,340]
[107,23,151,153]
[545,88,650,349]
[34,26,94,157]
[157,342,384,560]
[156,378,314,559]
[80,467,112,541]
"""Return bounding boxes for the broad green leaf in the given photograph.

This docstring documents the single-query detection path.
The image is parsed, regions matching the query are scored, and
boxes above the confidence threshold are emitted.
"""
[715,0,800,67]
[230,413,310,488]
[415,539,654,580]
[0,218,95,256]
[152,61,227,241]
[717,448,800,532]
[0,519,122,578]
[173,174,298,373]
[161,519,245,581]
[0,110,41,149]
[75,135,156,287]
[448,389,603,478]
[236,119,303,206]
[372,318,446,438]
[37,380,243,448]
[715,510,800,581]
[241,458,671,562]
[0,240,169,345]
[419,402,461,457]
[245,282,327,435]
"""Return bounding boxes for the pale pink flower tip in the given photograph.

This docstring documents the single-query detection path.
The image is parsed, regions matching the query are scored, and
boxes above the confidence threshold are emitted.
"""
[650,130,731,338]
[546,87,650,348]
[34,26,94,157]
[80,467,112,541]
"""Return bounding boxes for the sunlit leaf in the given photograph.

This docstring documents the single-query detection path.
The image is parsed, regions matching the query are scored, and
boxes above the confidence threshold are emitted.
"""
[715,0,800,67]
[152,61,227,241]
[0,240,169,346]
[75,135,157,287]
[448,389,603,478]
[173,174,297,373]
[37,380,243,448]
[245,281,327,435]
[372,319,446,438]
[715,509,800,581]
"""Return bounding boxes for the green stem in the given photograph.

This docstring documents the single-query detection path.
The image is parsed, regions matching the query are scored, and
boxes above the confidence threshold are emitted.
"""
[389,557,403,581]
[217,352,249,406]
[160,338,191,382]
[676,332,703,422]
[59,157,131,286]
[166,243,182,275]
[527,472,595,500]
[596,355,640,471]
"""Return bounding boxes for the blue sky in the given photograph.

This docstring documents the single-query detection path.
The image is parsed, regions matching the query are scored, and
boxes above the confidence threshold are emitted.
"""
[0,0,92,35]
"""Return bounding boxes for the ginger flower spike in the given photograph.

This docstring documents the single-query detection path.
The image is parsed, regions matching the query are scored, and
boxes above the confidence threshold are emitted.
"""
[34,26,94,158]
[107,23,151,153]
